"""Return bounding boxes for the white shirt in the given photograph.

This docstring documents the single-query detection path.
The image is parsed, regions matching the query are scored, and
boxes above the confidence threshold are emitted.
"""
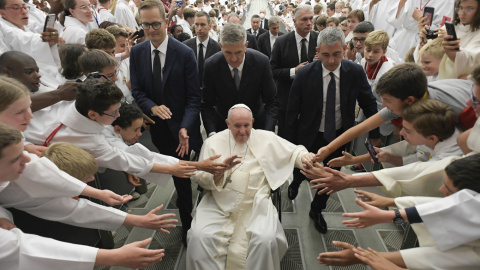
[290,31,311,78]
[61,16,88,44]
[319,63,342,132]
[150,36,169,80]
[97,7,116,24]
[270,32,278,50]
[114,0,138,29]
[196,36,210,59]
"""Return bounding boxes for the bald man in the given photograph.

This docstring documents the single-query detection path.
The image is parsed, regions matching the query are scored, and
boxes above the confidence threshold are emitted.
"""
[0,51,77,111]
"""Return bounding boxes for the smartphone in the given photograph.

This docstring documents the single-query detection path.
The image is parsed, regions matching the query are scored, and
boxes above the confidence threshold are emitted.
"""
[43,14,56,32]
[423,6,434,26]
[442,15,451,26]
[364,138,378,163]
[445,21,458,41]
[175,0,184,6]
[133,29,144,39]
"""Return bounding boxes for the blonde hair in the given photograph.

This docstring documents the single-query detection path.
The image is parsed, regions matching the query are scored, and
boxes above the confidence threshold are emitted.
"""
[326,17,340,26]
[404,46,416,63]
[365,30,389,51]
[418,38,445,61]
[0,76,30,113]
[335,1,345,8]
[42,142,98,181]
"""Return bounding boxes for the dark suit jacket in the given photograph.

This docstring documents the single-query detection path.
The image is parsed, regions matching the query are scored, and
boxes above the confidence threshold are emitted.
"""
[246,33,259,50]
[130,37,201,150]
[182,37,221,84]
[201,49,279,134]
[261,18,268,30]
[284,60,380,149]
[270,30,319,111]
[257,31,284,58]
[246,27,267,40]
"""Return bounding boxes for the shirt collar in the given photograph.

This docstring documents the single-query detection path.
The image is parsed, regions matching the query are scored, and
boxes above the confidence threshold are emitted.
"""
[295,31,310,44]
[322,63,341,78]
[150,35,169,55]
[228,54,246,73]
[196,36,210,47]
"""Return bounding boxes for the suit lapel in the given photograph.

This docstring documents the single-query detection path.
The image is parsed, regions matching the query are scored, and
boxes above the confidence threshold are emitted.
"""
[205,39,214,58]
[220,56,238,95]
[162,38,176,90]
[314,62,325,113]
[339,60,349,116]
[238,50,251,92]
[287,32,299,65]
[141,41,155,93]
[266,32,272,55]
[308,31,318,62]
[191,39,198,58]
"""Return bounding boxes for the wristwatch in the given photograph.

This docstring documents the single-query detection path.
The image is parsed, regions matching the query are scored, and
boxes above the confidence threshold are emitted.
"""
[392,209,404,225]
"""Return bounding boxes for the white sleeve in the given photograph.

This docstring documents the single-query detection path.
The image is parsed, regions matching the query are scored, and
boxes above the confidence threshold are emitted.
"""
[0,228,97,270]
[0,206,13,221]
[416,189,480,251]
[15,154,87,199]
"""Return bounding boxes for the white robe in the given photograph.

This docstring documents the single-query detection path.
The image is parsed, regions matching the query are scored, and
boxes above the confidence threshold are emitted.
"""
[98,7,117,24]
[387,0,455,59]
[101,125,178,186]
[362,0,398,38]
[187,129,307,270]
[0,228,97,270]
[439,24,480,79]
[61,16,89,45]
[24,101,154,177]
[114,0,138,30]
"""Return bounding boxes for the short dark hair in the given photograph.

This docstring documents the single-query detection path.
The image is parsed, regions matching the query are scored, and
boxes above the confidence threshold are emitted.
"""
[0,123,23,159]
[376,63,428,100]
[58,44,87,80]
[85,29,116,50]
[353,21,374,33]
[183,8,196,19]
[170,24,183,34]
[177,32,192,42]
[251,14,260,21]
[79,49,117,75]
[111,103,144,129]
[327,3,335,10]
[139,0,166,20]
[196,11,211,23]
[75,79,124,117]
[445,154,480,193]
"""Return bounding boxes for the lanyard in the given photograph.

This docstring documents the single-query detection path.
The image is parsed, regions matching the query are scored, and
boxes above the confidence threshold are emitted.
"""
[419,0,432,10]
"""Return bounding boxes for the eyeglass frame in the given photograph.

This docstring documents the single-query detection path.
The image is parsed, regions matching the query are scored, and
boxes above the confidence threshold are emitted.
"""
[2,4,30,12]
[88,72,110,81]
[455,6,477,15]
[140,20,164,30]
[101,102,122,118]
[77,4,95,11]
[352,37,366,44]
[471,84,480,107]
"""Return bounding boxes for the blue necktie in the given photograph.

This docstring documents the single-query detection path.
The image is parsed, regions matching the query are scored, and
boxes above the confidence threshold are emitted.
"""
[324,72,336,142]
[153,49,163,104]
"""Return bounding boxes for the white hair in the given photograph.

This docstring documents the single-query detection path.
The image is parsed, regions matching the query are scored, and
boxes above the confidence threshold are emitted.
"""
[294,5,313,20]
[220,23,247,45]
[317,26,345,48]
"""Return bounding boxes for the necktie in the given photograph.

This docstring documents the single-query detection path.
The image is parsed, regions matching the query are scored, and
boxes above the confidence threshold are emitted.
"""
[324,72,336,142]
[254,30,257,36]
[300,38,308,63]
[153,49,162,103]
[233,68,240,90]
[198,43,204,82]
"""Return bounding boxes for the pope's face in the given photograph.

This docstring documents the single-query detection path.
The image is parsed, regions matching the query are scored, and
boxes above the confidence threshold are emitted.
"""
[226,108,254,144]
[0,141,30,183]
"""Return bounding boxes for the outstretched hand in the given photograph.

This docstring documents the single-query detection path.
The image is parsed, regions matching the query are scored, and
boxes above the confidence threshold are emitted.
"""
[328,151,356,167]
[354,189,396,208]
[99,189,133,206]
[170,162,196,178]
[301,152,316,168]
[301,162,332,180]
[354,247,406,270]
[341,198,393,228]
[101,238,165,268]
[317,241,360,266]
[137,204,178,233]
[310,167,350,195]
[197,154,229,175]
[0,218,16,230]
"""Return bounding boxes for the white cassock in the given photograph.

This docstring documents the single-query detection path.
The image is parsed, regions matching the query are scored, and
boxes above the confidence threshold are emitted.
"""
[97,7,117,24]
[187,129,307,270]
[362,0,398,38]
[360,58,395,136]
[387,0,455,59]
[101,125,178,186]
[114,0,139,30]
[439,24,480,79]
[60,16,89,45]
[24,101,155,178]
[0,228,97,270]
[116,59,134,103]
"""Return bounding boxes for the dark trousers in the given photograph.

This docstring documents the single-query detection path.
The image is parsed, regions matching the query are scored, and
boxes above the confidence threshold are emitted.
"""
[277,110,287,138]
[150,119,193,231]
[291,129,346,212]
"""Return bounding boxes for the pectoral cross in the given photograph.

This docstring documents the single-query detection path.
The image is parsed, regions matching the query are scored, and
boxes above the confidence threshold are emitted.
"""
[223,174,233,189]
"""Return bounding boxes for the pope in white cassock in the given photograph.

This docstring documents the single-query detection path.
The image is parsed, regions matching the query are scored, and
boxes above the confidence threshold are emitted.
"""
[186,104,316,270]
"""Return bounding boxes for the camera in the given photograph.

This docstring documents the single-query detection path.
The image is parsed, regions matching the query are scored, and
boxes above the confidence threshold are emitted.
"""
[426,29,438,39]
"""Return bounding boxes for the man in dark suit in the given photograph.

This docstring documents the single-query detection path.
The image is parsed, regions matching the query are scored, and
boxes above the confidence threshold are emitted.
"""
[284,27,380,234]
[259,9,268,30]
[270,5,318,138]
[201,23,278,136]
[226,13,259,50]
[246,14,267,39]
[183,11,221,85]
[130,0,201,245]
[257,16,284,58]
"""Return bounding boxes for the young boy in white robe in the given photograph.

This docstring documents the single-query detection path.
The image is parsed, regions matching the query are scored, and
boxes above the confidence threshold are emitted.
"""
[417,38,444,82]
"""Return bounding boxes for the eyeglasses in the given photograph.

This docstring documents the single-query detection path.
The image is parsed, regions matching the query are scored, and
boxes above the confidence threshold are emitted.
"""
[104,69,119,81]
[88,72,110,81]
[101,103,122,118]
[140,20,164,30]
[352,37,366,44]
[455,7,477,15]
[77,4,95,11]
[3,4,30,12]
[471,84,480,106]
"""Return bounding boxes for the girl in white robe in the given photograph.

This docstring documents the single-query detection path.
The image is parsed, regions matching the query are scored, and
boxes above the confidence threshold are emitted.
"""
[59,0,95,44]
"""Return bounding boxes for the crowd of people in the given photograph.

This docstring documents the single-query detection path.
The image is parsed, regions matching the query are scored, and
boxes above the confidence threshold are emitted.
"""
[0,0,480,268]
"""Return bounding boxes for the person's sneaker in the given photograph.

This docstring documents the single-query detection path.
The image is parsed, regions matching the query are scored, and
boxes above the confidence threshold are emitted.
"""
[350,163,366,172]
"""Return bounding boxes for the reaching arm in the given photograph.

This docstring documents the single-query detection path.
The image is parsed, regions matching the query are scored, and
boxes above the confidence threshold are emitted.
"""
[310,168,382,195]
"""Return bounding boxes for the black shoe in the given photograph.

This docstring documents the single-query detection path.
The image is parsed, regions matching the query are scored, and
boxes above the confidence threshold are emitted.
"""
[309,210,328,234]
[288,183,300,200]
